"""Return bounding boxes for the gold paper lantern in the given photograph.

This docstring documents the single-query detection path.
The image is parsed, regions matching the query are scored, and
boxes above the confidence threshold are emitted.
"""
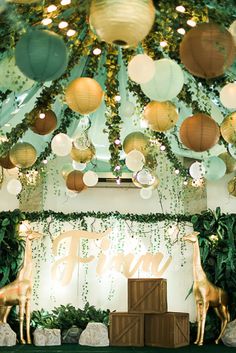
[70,144,95,163]
[66,171,86,192]
[123,132,149,156]
[65,78,103,114]
[180,23,235,78]
[180,113,220,152]
[0,153,15,169]
[228,177,236,197]
[218,152,236,174]
[143,101,178,132]
[89,0,155,47]
[9,142,37,169]
[30,109,57,135]
[220,112,236,144]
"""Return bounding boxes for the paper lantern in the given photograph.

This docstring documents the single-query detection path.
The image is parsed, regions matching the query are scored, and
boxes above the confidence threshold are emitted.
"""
[220,113,236,144]
[70,144,95,163]
[65,78,103,114]
[125,150,145,172]
[0,153,15,169]
[83,171,99,187]
[220,83,236,109]
[123,132,149,156]
[180,23,235,78]
[0,56,34,93]
[7,179,22,195]
[66,171,86,192]
[228,177,236,197]
[203,156,226,181]
[140,188,153,199]
[51,133,72,157]
[10,142,37,169]
[30,109,57,135]
[229,20,236,44]
[189,162,206,179]
[89,0,155,47]
[218,152,236,174]
[180,113,220,152]
[133,167,159,189]
[141,59,184,101]
[143,101,178,132]
[15,30,68,82]
[61,163,73,180]
[119,101,135,118]
[128,54,155,84]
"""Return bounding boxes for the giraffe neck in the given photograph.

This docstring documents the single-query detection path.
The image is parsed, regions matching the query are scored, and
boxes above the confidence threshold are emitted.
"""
[192,239,206,282]
[17,236,32,281]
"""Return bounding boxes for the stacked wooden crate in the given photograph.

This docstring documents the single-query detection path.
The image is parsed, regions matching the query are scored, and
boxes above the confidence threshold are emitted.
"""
[109,278,189,348]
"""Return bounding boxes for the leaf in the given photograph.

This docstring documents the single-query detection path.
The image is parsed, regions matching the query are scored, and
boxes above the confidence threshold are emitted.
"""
[1,218,10,227]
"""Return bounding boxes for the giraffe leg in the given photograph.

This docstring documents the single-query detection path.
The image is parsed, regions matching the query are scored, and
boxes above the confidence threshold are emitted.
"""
[25,299,31,344]
[3,306,12,323]
[215,305,229,344]
[19,301,26,344]
[194,302,202,345]
[198,302,209,346]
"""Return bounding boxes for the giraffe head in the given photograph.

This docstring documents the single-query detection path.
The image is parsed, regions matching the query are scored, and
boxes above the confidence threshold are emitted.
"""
[182,231,200,243]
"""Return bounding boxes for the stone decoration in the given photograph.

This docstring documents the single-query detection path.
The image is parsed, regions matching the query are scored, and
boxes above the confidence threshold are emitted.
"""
[79,322,109,346]
[222,319,236,347]
[62,325,82,344]
[33,328,61,346]
[0,323,17,346]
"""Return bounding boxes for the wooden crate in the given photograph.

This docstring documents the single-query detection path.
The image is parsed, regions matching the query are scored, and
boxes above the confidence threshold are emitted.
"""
[128,278,167,313]
[145,312,190,348]
[109,312,144,347]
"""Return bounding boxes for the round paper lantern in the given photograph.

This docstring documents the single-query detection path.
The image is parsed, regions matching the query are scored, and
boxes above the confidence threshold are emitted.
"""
[70,144,95,163]
[7,179,22,195]
[83,171,99,187]
[72,161,87,171]
[61,163,73,180]
[128,54,155,84]
[65,77,103,114]
[218,152,236,174]
[51,133,72,157]
[229,20,236,44]
[203,156,226,181]
[10,142,37,169]
[140,187,153,199]
[0,153,15,169]
[141,59,184,101]
[66,171,86,192]
[123,132,149,156]
[30,109,57,135]
[180,113,220,152]
[228,177,236,197]
[133,167,159,189]
[119,101,135,118]
[220,113,236,144]
[189,161,206,179]
[180,23,235,78]
[220,83,236,109]
[125,150,145,172]
[89,0,155,47]
[0,56,34,93]
[15,30,68,82]
[143,101,178,132]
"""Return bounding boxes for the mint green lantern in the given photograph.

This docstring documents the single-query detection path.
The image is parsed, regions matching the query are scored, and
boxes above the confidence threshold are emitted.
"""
[203,156,226,181]
[15,30,68,82]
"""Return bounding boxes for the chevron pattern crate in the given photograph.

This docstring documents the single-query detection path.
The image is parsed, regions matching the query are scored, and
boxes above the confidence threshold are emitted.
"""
[128,278,167,313]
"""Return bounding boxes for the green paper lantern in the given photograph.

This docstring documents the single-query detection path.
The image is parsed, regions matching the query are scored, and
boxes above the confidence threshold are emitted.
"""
[15,30,68,82]
[203,156,226,181]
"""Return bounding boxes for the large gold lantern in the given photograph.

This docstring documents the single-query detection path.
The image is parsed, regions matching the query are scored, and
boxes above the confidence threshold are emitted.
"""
[218,152,236,174]
[143,101,178,132]
[123,132,149,156]
[9,142,37,169]
[70,144,95,163]
[89,0,155,47]
[220,112,236,144]
[65,78,103,115]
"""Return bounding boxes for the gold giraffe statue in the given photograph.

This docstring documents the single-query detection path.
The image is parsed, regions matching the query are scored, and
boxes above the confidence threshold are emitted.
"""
[182,231,230,346]
[0,223,41,344]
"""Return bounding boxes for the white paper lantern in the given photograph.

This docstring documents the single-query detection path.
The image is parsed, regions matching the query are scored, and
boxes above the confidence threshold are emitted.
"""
[119,101,135,118]
[141,59,184,101]
[83,171,99,187]
[7,179,22,195]
[72,161,87,171]
[51,133,72,157]
[128,54,156,84]
[125,150,145,172]
[136,167,155,186]
[140,187,152,199]
[189,161,206,179]
[228,144,236,159]
[220,83,236,109]
[229,20,236,44]
[203,156,226,181]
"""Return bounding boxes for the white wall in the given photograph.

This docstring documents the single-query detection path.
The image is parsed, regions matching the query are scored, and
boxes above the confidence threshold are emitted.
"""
[0,168,19,211]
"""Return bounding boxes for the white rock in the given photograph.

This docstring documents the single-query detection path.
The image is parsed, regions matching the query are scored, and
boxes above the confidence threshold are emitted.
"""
[0,323,16,346]
[33,328,61,346]
[222,319,236,347]
[79,322,109,347]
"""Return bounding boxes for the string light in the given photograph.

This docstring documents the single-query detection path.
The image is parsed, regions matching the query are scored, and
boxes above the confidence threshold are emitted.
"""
[116,177,121,184]
[175,169,180,175]
[41,18,52,25]
[160,41,168,47]
[183,180,188,186]
[160,145,166,151]
[187,19,196,27]
[66,29,76,37]
[47,5,57,12]
[39,113,45,119]
[93,48,102,55]
[114,139,121,145]
[43,160,48,164]
[177,28,186,35]
[61,0,71,4]
[58,21,68,29]
[114,165,121,171]
[115,95,121,102]
[176,5,185,12]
